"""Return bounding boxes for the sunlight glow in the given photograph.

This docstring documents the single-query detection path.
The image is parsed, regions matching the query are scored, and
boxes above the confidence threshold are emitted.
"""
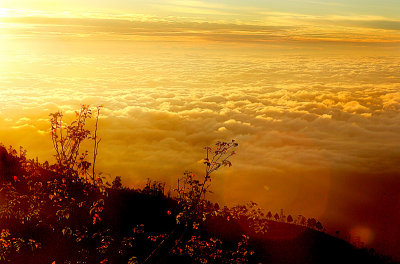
[0,8,8,18]
[351,226,375,246]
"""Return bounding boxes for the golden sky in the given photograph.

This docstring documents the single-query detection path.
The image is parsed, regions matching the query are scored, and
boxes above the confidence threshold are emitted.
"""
[1,0,400,258]
[1,0,400,46]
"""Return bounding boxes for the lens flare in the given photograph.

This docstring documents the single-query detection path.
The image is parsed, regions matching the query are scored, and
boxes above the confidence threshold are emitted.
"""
[350,226,375,246]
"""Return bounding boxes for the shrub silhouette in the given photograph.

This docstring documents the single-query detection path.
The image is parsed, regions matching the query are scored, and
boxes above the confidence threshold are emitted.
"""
[175,140,238,228]
[50,104,102,182]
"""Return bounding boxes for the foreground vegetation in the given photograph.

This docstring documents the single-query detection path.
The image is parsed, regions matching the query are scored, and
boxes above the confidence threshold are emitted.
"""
[0,106,397,264]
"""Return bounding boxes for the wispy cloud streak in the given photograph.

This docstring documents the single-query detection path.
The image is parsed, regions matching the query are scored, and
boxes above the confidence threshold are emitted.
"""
[1,13,399,44]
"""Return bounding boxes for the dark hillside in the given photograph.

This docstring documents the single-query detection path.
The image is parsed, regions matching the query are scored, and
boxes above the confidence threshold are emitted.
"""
[253,221,393,264]
[0,144,397,264]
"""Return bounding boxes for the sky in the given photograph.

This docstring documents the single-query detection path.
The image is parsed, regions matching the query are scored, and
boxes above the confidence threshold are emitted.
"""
[0,0,400,46]
[0,0,400,259]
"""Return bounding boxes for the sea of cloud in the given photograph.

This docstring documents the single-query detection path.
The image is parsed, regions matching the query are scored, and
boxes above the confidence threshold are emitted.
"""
[0,46,399,255]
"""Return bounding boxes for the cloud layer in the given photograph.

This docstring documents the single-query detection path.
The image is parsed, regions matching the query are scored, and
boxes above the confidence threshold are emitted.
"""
[1,47,399,256]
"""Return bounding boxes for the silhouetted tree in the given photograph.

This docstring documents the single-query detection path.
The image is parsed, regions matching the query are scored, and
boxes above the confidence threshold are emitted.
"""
[91,105,103,181]
[266,211,272,220]
[112,176,123,189]
[315,221,323,231]
[274,213,279,221]
[143,178,165,196]
[49,105,92,174]
[307,218,317,228]
[287,215,293,223]
[298,215,306,226]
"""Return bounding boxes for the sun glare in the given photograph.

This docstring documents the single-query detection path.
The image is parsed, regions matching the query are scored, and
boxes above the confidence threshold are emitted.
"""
[0,8,8,18]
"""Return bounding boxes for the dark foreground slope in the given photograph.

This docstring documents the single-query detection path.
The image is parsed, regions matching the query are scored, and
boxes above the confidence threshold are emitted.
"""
[252,222,393,264]
[203,213,397,264]
[0,145,397,264]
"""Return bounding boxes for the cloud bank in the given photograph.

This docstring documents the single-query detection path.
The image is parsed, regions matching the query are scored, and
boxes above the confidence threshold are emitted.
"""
[0,49,399,256]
